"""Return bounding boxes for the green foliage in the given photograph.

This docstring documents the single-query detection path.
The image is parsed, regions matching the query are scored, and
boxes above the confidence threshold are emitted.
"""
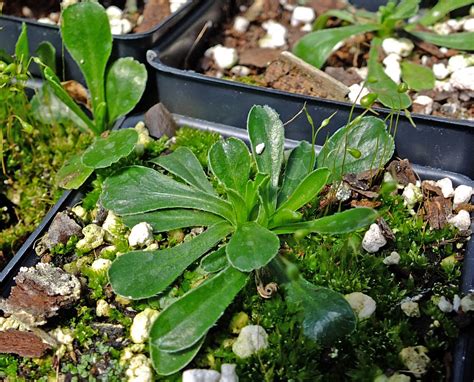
[400,61,436,91]
[317,116,394,179]
[172,126,221,166]
[57,128,139,189]
[294,0,473,107]
[35,2,147,134]
[101,105,386,374]
[293,24,380,69]
[367,38,412,109]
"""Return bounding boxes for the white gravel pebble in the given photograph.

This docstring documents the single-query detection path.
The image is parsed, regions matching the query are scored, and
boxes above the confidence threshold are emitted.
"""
[413,95,434,115]
[448,210,471,231]
[348,83,370,104]
[383,251,401,265]
[130,308,159,344]
[345,292,376,320]
[438,296,453,313]
[400,346,430,377]
[128,222,154,248]
[464,18,474,32]
[435,178,455,198]
[432,63,450,80]
[448,55,470,73]
[220,364,239,382]
[232,325,268,358]
[453,185,473,207]
[291,6,315,27]
[259,21,287,48]
[381,38,414,57]
[205,45,239,70]
[450,66,474,91]
[362,224,387,253]
[401,301,420,317]
[453,294,461,311]
[233,16,250,33]
[182,369,221,382]
[460,293,474,312]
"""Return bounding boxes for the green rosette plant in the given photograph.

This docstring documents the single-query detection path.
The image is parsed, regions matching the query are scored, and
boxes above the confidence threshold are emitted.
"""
[33,1,147,135]
[294,0,474,110]
[99,105,396,375]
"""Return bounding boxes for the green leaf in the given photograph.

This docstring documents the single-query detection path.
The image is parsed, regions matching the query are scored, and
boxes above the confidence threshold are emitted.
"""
[108,222,233,299]
[245,173,270,216]
[105,57,147,125]
[312,10,356,30]
[227,189,248,225]
[272,207,378,235]
[82,129,138,169]
[101,166,235,222]
[278,141,314,207]
[152,147,216,195]
[15,23,29,65]
[317,117,394,180]
[35,42,56,74]
[367,38,412,109]
[151,337,204,376]
[42,67,97,134]
[61,2,112,114]
[200,246,228,273]
[293,24,380,69]
[285,277,356,344]
[56,153,94,190]
[248,105,285,203]
[407,31,474,51]
[275,168,330,214]
[400,61,435,91]
[386,0,420,21]
[226,222,280,272]
[152,267,247,352]
[122,209,223,232]
[418,0,474,26]
[208,138,250,196]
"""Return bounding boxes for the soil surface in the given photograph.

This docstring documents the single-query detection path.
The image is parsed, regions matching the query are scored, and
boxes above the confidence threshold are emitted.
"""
[200,0,474,121]
[1,0,174,34]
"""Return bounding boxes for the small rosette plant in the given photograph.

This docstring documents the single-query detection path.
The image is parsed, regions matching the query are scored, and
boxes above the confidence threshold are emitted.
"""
[101,105,394,375]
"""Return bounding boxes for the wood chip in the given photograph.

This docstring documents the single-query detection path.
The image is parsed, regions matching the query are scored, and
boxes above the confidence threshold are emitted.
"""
[263,52,349,101]
[422,181,443,197]
[387,159,418,186]
[424,196,452,229]
[0,263,81,323]
[377,217,395,241]
[0,329,51,358]
[239,48,282,68]
[350,199,381,208]
[62,80,90,109]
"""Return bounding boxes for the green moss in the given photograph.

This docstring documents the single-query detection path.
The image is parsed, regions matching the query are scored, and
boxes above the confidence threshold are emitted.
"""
[172,127,220,166]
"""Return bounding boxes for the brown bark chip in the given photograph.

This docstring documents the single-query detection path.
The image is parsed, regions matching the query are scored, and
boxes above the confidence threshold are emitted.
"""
[0,330,51,358]
[240,48,283,68]
[387,159,418,186]
[0,263,81,322]
[263,52,349,100]
[134,0,170,33]
[424,196,452,229]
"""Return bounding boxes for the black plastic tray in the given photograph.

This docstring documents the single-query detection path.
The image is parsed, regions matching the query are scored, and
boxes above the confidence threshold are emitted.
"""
[146,0,474,178]
[0,112,473,381]
[0,0,199,86]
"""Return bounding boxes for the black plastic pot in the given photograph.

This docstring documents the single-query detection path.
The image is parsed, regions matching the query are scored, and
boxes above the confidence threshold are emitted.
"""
[0,112,473,381]
[0,1,199,86]
[146,0,474,178]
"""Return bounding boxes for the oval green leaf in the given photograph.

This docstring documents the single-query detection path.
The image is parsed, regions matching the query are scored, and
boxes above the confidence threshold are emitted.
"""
[400,61,435,91]
[317,116,394,180]
[200,246,228,273]
[82,128,138,169]
[105,57,147,125]
[226,222,280,272]
[56,153,94,190]
[408,31,474,51]
[209,138,250,196]
[285,278,356,344]
[61,2,112,112]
